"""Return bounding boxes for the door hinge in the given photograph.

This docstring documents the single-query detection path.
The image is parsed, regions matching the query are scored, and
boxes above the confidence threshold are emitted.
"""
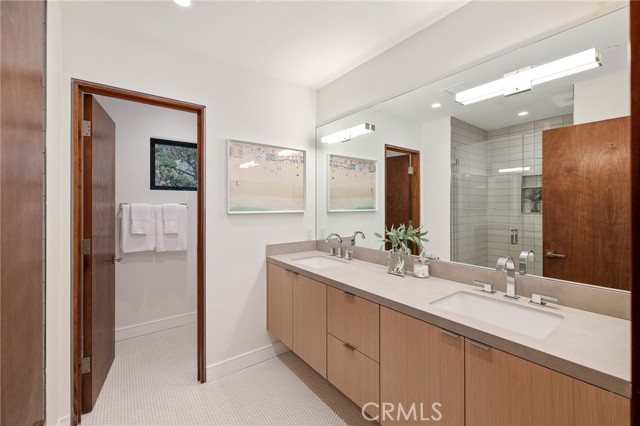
[82,120,92,137]
[81,357,91,374]
[408,166,414,175]
[82,239,91,255]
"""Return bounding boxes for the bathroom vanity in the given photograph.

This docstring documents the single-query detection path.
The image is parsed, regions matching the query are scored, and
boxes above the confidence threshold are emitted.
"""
[266,247,630,425]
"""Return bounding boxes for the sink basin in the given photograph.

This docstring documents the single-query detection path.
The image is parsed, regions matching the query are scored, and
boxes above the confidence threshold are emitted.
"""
[430,291,563,339]
[293,256,349,269]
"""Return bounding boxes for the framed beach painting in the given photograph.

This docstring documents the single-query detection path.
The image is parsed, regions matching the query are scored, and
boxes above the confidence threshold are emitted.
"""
[150,138,197,191]
[327,154,377,212]
[227,140,305,214]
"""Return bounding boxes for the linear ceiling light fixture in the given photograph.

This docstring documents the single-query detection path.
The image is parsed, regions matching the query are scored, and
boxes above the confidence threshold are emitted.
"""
[455,48,601,105]
[320,123,376,144]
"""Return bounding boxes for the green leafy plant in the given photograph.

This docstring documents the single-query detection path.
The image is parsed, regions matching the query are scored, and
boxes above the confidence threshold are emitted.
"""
[374,224,429,255]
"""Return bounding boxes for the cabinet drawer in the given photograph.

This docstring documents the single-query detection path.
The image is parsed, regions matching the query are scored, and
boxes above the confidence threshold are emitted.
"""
[327,286,379,362]
[327,333,379,419]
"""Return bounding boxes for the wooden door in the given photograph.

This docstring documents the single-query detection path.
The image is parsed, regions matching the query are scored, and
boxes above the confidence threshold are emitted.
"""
[543,117,630,289]
[266,263,293,349]
[465,339,629,425]
[82,95,117,412]
[292,274,327,378]
[380,307,464,426]
[386,154,412,229]
[0,1,46,424]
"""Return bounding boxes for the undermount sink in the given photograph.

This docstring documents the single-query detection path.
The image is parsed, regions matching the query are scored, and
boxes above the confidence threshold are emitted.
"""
[293,256,349,269]
[430,291,563,339]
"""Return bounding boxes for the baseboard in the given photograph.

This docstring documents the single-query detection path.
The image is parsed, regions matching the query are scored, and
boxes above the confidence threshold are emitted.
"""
[56,415,69,426]
[206,342,290,380]
[115,312,196,341]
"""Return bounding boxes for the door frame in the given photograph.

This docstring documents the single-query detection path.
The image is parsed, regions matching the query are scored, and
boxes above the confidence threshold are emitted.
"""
[384,144,421,226]
[71,80,207,426]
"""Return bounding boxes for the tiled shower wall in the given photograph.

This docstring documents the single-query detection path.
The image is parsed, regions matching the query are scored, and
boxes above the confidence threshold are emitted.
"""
[451,118,488,266]
[451,115,573,276]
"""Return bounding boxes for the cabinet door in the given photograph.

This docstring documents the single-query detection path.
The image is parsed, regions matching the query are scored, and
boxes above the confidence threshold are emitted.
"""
[293,274,327,377]
[380,307,464,426]
[327,286,379,361]
[266,263,293,349]
[465,339,630,426]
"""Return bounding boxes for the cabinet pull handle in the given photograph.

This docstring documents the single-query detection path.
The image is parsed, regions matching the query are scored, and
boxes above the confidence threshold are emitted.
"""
[468,339,491,351]
[343,291,355,297]
[343,343,356,351]
[438,328,460,339]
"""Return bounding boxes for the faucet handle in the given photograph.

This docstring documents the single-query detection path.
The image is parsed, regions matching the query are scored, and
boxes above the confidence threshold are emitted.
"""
[472,280,496,294]
[530,293,558,306]
[344,249,354,261]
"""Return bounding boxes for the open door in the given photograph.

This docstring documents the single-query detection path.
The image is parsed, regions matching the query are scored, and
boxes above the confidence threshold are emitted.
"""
[385,145,421,253]
[82,94,117,412]
[543,116,630,290]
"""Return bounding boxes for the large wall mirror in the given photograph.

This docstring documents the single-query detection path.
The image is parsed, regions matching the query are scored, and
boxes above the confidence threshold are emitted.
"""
[316,7,630,291]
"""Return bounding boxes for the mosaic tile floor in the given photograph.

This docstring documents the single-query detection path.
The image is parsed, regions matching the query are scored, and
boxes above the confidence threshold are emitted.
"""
[81,324,373,426]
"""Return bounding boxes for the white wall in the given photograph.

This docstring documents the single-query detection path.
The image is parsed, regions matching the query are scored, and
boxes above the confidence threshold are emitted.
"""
[421,117,451,260]
[45,1,65,424]
[316,1,626,125]
[574,69,630,124]
[316,109,421,249]
[46,5,315,424]
[95,96,198,339]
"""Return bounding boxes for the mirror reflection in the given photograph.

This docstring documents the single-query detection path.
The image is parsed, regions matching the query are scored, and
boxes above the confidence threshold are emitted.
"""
[315,7,630,290]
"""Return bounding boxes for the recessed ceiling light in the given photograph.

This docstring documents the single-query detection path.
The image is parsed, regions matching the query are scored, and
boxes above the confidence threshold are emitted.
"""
[518,111,529,117]
[174,0,191,7]
[431,103,442,109]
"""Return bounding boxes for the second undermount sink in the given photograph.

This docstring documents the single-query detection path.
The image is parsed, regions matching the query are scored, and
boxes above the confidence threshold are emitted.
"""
[430,291,563,339]
[293,256,349,269]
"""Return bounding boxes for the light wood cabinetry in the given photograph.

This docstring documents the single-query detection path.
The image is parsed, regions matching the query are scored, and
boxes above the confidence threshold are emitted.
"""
[327,286,380,361]
[266,263,293,349]
[292,273,327,378]
[380,307,465,426]
[327,334,379,418]
[465,339,630,426]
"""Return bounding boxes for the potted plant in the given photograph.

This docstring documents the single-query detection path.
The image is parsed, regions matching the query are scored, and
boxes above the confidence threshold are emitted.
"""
[375,224,429,276]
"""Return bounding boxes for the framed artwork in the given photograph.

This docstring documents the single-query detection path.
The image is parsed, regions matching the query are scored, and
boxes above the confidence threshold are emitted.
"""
[227,140,305,214]
[150,138,197,191]
[328,154,377,212]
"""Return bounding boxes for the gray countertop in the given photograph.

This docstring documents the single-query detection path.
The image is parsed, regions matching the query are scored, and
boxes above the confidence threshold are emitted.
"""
[267,250,631,398]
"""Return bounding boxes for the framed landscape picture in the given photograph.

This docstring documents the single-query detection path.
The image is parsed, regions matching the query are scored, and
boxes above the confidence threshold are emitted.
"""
[227,140,305,214]
[150,138,197,191]
[328,154,377,212]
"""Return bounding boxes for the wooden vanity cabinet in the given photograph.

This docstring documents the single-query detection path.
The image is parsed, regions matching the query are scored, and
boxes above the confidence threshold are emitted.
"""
[327,287,380,418]
[292,273,327,378]
[266,263,293,349]
[465,339,630,426]
[380,307,465,426]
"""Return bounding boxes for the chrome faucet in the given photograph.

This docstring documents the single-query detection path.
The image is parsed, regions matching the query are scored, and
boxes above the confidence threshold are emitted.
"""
[519,250,534,275]
[326,233,343,257]
[350,231,365,246]
[496,256,518,299]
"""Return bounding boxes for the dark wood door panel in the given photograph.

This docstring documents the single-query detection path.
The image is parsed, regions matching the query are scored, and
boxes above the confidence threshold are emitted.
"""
[82,95,116,412]
[0,1,46,425]
[543,117,630,289]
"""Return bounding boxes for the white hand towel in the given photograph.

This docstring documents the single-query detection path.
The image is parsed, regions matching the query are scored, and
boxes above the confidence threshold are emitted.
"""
[121,205,156,253]
[162,203,183,234]
[155,205,188,252]
[130,203,152,235]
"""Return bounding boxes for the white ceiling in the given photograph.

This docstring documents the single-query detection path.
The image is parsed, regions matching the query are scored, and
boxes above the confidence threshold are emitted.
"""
[60,0,469,89]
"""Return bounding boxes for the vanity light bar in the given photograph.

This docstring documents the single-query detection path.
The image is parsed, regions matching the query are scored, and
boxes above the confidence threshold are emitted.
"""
[455,48,601,105]
[320,123,376,144]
